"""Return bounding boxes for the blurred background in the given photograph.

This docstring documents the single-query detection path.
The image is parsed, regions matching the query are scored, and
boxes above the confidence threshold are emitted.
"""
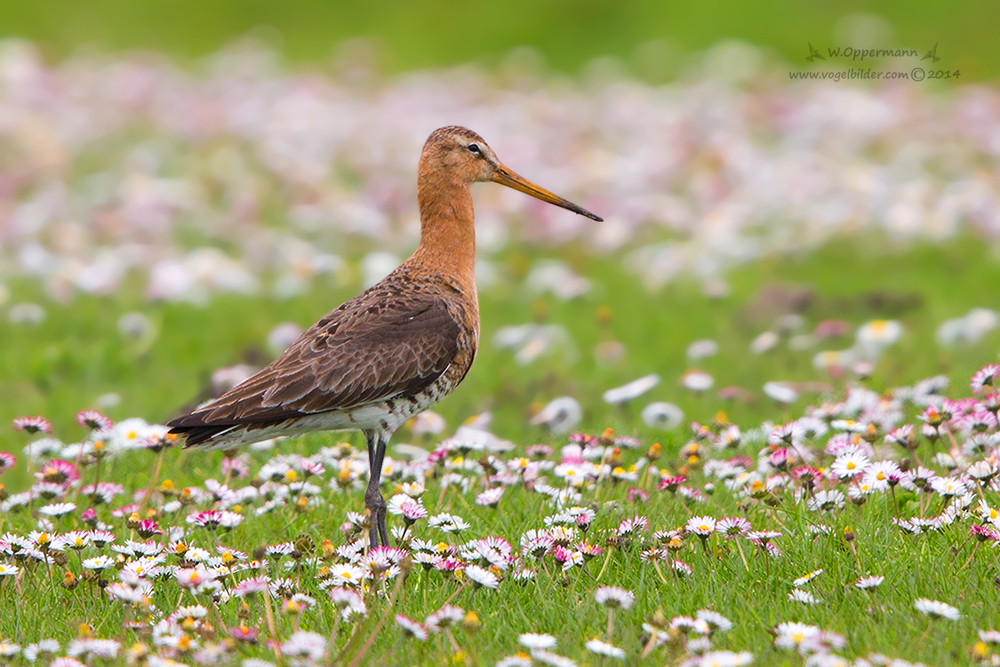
[1,1,1000,465]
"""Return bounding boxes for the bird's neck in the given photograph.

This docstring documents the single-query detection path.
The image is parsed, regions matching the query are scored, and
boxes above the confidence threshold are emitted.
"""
[410,170,478,291]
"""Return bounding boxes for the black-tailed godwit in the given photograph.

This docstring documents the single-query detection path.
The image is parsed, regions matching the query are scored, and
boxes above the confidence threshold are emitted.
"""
[167,126,602,546]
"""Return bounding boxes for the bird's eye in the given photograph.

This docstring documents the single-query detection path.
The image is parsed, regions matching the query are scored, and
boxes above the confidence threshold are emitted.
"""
[468,143,481,154]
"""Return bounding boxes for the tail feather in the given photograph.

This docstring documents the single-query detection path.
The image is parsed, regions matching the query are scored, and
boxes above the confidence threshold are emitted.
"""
[168,423,238,448]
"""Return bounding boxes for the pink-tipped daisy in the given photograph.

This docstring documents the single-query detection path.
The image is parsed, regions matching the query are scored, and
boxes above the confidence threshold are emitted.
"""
[716,517,751,539]
[76,410,113,431]
[13,416,52,435]
[971,364,1000,394]
[395,614,428,641]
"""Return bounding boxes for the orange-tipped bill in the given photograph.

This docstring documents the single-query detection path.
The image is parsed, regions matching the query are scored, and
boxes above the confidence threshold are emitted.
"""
[491,164,603,221]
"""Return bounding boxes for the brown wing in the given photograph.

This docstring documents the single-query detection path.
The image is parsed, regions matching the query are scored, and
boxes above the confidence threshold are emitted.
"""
[168,292,460,431]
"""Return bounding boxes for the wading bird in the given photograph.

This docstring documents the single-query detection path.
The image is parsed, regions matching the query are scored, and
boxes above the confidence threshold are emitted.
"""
[167,126,602,546]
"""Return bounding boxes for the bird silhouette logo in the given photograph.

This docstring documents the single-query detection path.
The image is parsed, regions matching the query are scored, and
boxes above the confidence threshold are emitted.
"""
[922,43,940,62]
[806,42,825,62]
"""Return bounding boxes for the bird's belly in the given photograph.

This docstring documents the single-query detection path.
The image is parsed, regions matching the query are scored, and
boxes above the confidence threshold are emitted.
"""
[195,362,466,451]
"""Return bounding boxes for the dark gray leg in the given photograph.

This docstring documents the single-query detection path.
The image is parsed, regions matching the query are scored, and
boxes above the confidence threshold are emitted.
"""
[363,430,390,547]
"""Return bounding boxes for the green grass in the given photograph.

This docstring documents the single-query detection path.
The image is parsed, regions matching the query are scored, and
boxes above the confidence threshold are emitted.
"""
[3,235,999,469]
[0,0,997,80]
[2,238,1000,664]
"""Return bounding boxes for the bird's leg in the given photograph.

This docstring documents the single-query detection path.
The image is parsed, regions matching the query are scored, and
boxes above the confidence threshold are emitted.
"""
[363,430,390,547]
[371,432,391,547]
[363,431,382,548]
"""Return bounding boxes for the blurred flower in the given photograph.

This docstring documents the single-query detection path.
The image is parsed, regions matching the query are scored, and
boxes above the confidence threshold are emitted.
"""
[641,402,684,430]
[936,309,998,347]
[762,382,798,404]
[603,375,660,405]
[681,370,714,393]
[750,331,780,355]
[686,339,719,360]
[525,261,590,300]
[914,598,960,621]
[267,323,303,356]
[530,397,582,434]
[855,320,903,360]
[584,639,624,659]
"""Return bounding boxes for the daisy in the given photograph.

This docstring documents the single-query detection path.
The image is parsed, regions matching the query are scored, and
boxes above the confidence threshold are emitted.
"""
[616,515,648,537]
[425,605,465,632]
[76,410,113,431]
[517,633,556,650]
[695,610,732,633]
[232,577,270,598]
[681,370,714,393]
[22,639,60,662]
[764,382,799,404]
[82,555,115,571]
[979,630,1000,645]
[35,459,80,484]
[531,397,583,434]
[38,502,76,517]
[603,374,660,405]
[855,575,884,590]
[914,598,960,620]
[228,625,258,643]
[746,530,781,543]
[110,418,152,451]
[971,364,1000,394]
[280,632,326,661]
[528,649,578,667]
[476,487,504,507]
[328,588,366,617]
[793,569,824,587]
[669,616,700,634]
[496,657,533,667]
[862,461,901,491]
[830,451,869,478]
[13,416,52,435]
[672,560,693,577]
[641,402,685,430]
[428,512,471,533]
[774,622,821,650]
[686,516,716,538]
[395,614,428,641]
[464,564,499,589]
[682,651,753,666]
[716,517,751,539]
[584,638,624,659]
[789,589,820,604]
[594,586,634,610]
[326,564,364,588]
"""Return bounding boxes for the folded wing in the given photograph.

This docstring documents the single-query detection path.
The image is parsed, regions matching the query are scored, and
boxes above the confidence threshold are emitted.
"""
[167,292,460,444]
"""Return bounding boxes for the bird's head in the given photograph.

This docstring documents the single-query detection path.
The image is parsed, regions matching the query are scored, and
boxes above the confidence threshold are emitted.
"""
[420,126,603,221]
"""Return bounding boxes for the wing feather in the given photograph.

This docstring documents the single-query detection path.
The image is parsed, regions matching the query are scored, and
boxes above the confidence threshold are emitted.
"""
[168,291,460,434]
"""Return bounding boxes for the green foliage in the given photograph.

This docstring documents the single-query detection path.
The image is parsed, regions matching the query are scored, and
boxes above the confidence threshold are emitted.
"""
[1,0,997,80]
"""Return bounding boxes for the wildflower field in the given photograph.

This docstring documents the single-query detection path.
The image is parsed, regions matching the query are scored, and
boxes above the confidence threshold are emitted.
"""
[3,39,1000,667]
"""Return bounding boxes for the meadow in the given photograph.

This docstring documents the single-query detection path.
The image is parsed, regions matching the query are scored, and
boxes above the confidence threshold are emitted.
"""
[2,40,1000,667]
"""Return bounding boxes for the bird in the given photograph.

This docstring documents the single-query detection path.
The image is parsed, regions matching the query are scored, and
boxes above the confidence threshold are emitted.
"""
[167,126,602,547]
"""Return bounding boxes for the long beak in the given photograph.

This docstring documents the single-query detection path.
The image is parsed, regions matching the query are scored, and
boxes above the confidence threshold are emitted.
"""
[491,164,603,221]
